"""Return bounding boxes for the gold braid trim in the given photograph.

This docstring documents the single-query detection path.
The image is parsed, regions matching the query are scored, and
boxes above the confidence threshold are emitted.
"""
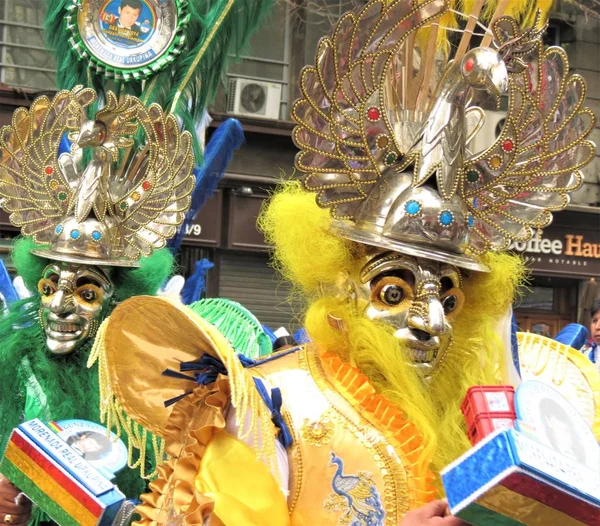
[88,318,165,480]
[88,309,281,484]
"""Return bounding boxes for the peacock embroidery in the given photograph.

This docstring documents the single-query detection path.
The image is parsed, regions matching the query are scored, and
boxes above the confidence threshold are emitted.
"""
[324,452,385,526]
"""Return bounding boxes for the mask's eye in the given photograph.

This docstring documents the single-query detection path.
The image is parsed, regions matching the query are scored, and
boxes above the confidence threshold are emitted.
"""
[442,294,457,313]
[441,288,464,319]
[370,275,412,311]
[38,278,57,297]
[74,284,103,307]
[380,284,405,306]
[81,289,97,302]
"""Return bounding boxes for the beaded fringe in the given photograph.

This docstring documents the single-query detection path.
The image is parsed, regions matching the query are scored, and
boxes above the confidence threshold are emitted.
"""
[88,319,165,480]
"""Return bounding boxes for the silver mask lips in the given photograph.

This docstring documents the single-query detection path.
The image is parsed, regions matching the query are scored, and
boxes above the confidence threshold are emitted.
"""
[44,313,87,353]
[394,328,441,363]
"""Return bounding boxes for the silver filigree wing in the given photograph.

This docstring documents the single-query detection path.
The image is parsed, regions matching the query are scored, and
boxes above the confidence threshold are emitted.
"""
[292,0,448,220]
[114,103,194,260]
[0,87,96,243]
[461,18,596,254]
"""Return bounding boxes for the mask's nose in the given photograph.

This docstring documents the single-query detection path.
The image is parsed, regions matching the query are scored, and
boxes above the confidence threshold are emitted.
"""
[408,296,446,341]
[49,289,74,315]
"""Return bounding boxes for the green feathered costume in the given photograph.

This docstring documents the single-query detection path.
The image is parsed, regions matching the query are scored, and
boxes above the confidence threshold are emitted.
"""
[0,0,275,522]
[0,238,175,523]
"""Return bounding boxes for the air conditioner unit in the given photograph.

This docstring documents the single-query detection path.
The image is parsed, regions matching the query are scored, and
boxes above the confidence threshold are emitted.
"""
[227,77,282,120]
[469,110,506,156]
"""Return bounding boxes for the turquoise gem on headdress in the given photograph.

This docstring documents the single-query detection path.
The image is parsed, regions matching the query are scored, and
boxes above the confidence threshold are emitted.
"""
[439,211,454,226]
[55,224,63,235]
[467,214,474,229]
[70,229,80,240]
[91,230,102,241]
[405,200,421,216]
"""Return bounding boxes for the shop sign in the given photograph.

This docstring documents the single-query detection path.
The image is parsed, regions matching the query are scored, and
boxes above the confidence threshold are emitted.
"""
[508,224,600,278]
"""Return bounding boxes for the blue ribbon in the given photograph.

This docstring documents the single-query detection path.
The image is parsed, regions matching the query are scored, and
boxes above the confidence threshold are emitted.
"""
[161,352,296,442]
[554,323,589,351]
[180,355,228,385]
[162,354,229,406]
[510,314,521,377]
[252,377,293,449]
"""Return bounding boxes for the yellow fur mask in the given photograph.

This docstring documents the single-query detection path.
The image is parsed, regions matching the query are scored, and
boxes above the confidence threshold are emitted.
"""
[259,182,526,483]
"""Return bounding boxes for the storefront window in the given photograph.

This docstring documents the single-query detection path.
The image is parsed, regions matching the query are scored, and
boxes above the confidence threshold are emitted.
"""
[515,286,554,311]
[0,0,55,90]
[530,322,553,338]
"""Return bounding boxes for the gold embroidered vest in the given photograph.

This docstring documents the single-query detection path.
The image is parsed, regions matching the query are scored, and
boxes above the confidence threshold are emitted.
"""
[253,345,435,526]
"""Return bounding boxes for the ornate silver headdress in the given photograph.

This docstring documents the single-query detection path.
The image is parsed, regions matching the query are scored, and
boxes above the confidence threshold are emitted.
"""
[0,87,194,267]
[292,0,596,272]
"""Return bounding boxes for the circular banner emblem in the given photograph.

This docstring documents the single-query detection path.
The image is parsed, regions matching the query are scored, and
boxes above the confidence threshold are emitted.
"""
[67,0,188,81]
[53,419,128,475]
[514,380,599,469]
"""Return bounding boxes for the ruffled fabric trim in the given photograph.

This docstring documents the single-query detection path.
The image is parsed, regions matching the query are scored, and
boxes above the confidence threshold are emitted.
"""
[135,376,231,525]
[320,352,437,508]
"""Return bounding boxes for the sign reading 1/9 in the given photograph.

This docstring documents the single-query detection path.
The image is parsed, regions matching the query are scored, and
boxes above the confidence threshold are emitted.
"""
[185,224,202,236]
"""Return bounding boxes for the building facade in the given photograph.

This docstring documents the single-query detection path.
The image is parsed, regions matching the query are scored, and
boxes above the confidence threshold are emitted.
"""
[0,0,599,335]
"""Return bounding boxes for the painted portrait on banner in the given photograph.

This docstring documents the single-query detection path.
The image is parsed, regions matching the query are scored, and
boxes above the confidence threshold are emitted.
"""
[99,0,156,48]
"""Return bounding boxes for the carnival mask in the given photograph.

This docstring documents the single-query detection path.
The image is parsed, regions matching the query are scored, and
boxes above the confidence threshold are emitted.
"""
[356,252,464,375]
[38,262,114,355]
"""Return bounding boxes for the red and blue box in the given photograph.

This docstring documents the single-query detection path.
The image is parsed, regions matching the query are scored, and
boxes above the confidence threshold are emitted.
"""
[0,419,125,526]
[442,428,600,525]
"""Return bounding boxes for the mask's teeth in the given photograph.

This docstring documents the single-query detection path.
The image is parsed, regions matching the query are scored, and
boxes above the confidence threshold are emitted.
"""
[411,348,436,364]
[49,320,80,333]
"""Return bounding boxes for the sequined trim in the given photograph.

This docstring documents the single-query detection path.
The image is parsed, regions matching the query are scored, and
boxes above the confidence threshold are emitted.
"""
[300,347,435,523]
[301,410,335,447]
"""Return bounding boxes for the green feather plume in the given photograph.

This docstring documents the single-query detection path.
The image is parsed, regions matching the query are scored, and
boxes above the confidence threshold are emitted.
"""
[44,0,275,161]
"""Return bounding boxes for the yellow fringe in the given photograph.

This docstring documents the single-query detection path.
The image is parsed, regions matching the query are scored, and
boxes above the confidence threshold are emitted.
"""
[88,318,165,480]
[89,312,282,485]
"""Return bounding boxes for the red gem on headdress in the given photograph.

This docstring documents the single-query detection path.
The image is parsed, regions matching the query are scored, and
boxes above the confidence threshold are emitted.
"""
[502,139,514,152]
[45,166,53,175]
[367,107,380,121]
[142,181,151,191]
[464,57,475,73]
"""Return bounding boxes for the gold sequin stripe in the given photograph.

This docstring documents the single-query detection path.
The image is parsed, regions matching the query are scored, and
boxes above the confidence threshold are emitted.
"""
[251,365,303,515]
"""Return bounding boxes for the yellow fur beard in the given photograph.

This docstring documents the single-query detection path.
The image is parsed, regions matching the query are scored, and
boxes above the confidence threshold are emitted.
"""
[260,182,527,490]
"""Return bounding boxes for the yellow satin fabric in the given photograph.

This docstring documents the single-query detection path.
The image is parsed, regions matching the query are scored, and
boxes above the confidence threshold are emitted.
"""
[195,431,291,526]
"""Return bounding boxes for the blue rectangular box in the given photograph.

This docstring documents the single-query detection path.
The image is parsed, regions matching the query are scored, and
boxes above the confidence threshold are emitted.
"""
[442,429,600,525]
